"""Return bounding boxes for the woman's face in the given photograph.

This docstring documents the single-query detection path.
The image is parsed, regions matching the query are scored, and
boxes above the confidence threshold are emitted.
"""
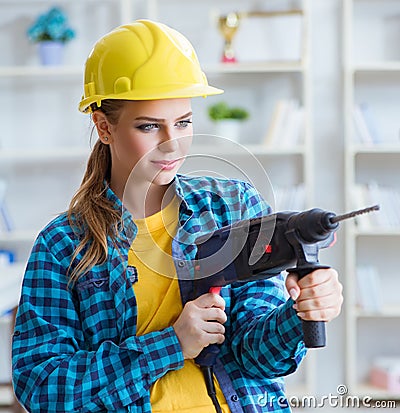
[105,98,193,193]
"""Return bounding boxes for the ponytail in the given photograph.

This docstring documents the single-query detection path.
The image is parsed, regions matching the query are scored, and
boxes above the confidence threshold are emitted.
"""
[67,100,126,283]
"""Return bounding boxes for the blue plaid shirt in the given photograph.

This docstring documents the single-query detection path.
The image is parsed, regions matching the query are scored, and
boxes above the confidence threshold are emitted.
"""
[12,174,306,413]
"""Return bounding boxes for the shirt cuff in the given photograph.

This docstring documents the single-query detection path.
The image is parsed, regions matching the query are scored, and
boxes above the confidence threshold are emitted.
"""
[276,298,306,362]
[137,326,185,381]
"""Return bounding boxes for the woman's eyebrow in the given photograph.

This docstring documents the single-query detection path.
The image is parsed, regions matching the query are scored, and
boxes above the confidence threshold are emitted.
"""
[175,111,193,120]
[134,111,193,122]
[134,116,164,122]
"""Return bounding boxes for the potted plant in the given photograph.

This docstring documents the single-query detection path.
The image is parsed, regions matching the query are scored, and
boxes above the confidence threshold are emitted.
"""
[208,102,249,142]
[27,7,76,66]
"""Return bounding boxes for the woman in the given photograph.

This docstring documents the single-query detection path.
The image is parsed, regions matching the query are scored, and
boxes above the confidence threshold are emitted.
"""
[12,20,343,413]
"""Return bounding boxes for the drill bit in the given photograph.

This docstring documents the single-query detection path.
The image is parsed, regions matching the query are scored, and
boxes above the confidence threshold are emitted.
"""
[330,205,380,224]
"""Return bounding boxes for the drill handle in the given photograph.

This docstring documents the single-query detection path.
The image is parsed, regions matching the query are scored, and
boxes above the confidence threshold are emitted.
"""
[288,264,330,349]
[195,344,220,367]
[194,287,223,367]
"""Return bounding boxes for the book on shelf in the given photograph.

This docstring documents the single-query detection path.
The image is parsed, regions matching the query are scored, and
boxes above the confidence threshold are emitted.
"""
[273,183,305,211]
[352,102,400,147]
[356,265,382,313]
[0,180,14,233]
[353,102,383,146]
[352,183,400,229]
[369,357,400,394]
[263,99,304,148]
[0,250,15,266]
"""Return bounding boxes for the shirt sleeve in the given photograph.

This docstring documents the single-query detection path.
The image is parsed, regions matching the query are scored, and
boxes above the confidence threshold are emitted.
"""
[239,180,272,219]
[229,181,306,378]
[12,231,184,412]
[229,276,306,379]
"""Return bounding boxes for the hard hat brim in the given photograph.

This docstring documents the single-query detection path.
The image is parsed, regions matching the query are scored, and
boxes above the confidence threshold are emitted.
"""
[79,84,224,113]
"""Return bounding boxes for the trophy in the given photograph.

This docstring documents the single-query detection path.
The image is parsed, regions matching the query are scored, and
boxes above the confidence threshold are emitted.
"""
[218,12,240,63]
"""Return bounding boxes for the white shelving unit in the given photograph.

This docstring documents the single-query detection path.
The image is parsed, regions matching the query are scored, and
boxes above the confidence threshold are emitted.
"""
[343,0,400,400]
[144,0,316,398]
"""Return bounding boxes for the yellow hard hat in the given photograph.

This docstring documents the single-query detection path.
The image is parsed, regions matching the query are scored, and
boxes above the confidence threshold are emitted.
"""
[79,19,223,113]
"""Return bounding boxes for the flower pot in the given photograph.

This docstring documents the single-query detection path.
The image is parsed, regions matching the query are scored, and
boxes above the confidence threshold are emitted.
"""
[38,41,64,66]
[214,119,242,142]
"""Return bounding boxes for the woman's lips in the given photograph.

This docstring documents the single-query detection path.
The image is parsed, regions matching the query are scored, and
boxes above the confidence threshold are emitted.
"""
[152,159,180,171]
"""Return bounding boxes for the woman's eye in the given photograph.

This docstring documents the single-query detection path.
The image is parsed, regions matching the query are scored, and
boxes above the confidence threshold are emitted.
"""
[137,123,159,132]
[176,119,192,128]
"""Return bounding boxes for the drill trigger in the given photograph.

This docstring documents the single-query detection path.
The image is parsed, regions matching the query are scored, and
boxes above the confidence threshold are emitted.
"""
[209,286,222,295]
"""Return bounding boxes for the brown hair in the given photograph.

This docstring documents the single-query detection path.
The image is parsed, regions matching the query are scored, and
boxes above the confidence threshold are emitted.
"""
[67,99,127,283]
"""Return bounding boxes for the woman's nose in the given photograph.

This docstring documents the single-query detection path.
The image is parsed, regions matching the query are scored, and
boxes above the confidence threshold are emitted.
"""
[159,129,179,152]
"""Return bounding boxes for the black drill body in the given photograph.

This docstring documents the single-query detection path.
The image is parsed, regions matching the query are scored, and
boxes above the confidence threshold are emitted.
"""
[194,210,336,295]
[192,205,379,413]
[193,205,379,365]
[193,208,336,366]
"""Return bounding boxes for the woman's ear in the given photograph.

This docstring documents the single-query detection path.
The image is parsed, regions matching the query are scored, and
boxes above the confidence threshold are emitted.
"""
[92,111,113,144]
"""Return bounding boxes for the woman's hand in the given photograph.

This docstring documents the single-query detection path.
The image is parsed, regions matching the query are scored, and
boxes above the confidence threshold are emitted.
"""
[285,268,343,322]
[173,293,227,360]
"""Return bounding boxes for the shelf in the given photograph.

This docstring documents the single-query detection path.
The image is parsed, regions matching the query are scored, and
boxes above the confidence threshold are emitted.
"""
[0,0,116,5]
[0,263,25,316]
[0,146,90,163]
[0,62,306,79]
[355,306,400,318]
[354,227,400,237]
[203,61,305,74]
[0,263,26,276]
[0,65,83,78]
[285,384,310,399]
[246,145,305,155]
[0,145,303,163]
[0,385,14,407]
[354,384,400,401]
[352,61,400,73]
[190,144,305,156]
[0,230,38,243]
[349,144,400,155]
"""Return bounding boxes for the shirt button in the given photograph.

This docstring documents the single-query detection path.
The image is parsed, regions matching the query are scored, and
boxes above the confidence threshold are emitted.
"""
[14,330,20,337]
[231,395,239,402]
[125,228,134,239]
[177,261,186,268]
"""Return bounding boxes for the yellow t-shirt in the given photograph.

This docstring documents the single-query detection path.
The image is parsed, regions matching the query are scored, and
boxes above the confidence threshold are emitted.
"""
[129,197,230,413]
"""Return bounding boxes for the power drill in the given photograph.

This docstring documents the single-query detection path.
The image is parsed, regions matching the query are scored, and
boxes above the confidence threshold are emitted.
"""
[191,205,379,413]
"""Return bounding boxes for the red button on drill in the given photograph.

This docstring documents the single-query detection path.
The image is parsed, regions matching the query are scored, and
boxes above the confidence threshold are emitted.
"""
[265,244,272,253]
[209,287,222,295]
